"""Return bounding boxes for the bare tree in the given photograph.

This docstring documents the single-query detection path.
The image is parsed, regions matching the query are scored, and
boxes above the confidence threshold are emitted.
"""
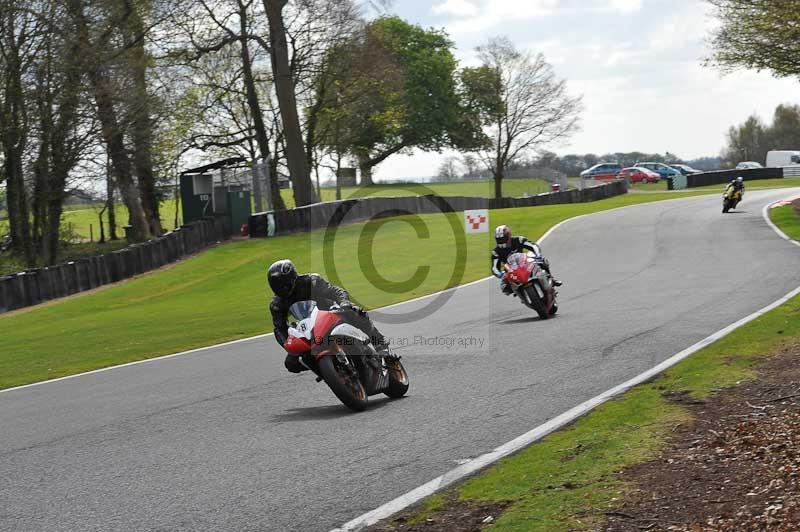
[460,153,479,178]
[470,37,582,199]
[0,0,38,264]
[435,156,460,182]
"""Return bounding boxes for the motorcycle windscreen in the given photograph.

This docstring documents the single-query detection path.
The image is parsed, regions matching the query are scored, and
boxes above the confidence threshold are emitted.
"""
[505,252,527,269]
[288,300,317,321]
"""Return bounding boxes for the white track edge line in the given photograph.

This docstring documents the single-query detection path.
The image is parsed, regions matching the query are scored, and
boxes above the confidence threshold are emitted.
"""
[762,200,800,248]
[0,191,740,395]
[329,193,800,532]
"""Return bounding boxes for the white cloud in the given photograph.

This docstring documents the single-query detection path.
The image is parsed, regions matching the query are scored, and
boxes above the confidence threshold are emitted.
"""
[443,0,558,36]
[603,0,642,13]
[431,0,480,17]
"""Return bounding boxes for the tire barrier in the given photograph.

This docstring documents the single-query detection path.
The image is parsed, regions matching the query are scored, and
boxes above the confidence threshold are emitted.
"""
[0,217,228,314]
[249,180,628,238]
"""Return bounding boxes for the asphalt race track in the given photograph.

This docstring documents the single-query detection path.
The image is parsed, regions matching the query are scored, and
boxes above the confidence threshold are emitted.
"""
[2,189,799,532]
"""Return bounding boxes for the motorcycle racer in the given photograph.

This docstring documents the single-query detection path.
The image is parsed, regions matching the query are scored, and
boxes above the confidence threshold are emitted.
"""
[491,225,562,295]
[267,259,389,373]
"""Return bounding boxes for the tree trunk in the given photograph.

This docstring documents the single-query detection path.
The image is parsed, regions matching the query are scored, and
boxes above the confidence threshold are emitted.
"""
[68,0,148,241]
[357,153,373,186]
[263,0,318,206]
[124,1,163,236]
[89,66,150,242]
[238,0,285,211]
[1,15,34,266]
[98,206,106,244]
[107,170,118,240]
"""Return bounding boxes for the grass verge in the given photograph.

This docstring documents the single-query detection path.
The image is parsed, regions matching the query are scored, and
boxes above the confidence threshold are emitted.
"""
[0,191,712,390]
[368,207,800,532]
[769,203,800,241]
[374,292,800,531]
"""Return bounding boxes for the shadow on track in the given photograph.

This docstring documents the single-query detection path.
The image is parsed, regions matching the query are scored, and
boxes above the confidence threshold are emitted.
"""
[271,396,396,422]
[501,315,557,325]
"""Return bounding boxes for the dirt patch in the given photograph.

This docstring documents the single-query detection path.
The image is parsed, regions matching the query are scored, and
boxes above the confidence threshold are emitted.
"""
[600,345,800,531]
[792,197,800,215]
[365,497,510,532]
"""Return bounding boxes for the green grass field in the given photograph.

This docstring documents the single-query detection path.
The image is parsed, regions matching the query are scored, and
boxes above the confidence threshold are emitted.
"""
[0,191,715,390]
[770,203,800,240]
[393,207,800,531]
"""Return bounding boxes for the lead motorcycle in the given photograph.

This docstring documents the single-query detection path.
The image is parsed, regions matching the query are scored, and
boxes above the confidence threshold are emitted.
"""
[722,183,743,213]
[283,301,409,412]
[504,251,558,320]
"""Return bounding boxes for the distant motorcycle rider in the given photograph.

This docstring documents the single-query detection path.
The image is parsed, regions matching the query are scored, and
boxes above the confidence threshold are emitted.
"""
[267,259,390,373]
[729,176,745,195]
[491,225,561,295]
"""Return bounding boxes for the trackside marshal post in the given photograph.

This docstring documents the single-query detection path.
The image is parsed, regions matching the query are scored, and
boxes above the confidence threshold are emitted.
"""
[464,209,489,234]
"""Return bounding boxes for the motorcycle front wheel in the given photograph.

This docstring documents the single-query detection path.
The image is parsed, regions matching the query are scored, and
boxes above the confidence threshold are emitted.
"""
[383,356,410,399]
[525,284,549,320]
[318,355,368,412]
[722,198,731,213]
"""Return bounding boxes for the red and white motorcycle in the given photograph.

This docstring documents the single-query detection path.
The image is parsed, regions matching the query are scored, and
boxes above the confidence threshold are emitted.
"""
[503,251,558,320]
[283,301,409,412]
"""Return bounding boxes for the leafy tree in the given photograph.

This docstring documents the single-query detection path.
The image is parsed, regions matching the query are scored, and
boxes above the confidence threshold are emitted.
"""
[435,156,460,182]
[707,0,800,78]
[769,103,800,150]
[316,16,485,184]
[724,115,768,166]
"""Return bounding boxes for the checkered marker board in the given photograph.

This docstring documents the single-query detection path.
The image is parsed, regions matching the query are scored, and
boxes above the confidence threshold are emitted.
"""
[464,209,489,233]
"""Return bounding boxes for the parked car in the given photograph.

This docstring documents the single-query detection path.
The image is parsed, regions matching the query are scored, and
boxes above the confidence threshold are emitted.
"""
[735,161,763,170]
[617,167,660,183]
[766,150,800,167]
[634,162,682,178]
[669,164,701,176]
[580,162,623,180]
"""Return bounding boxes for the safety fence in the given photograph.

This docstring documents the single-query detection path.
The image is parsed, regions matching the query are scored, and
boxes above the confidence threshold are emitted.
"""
[249,179,628,237]
[0,218,226,314]
[683,167,785,188]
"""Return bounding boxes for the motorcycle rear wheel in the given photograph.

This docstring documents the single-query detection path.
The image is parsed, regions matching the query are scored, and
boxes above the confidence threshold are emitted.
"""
[318,355,368,412]
[383,356,410,399]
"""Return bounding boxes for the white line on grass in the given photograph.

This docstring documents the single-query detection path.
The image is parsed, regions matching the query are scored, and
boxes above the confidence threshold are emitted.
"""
[329,192,800,532]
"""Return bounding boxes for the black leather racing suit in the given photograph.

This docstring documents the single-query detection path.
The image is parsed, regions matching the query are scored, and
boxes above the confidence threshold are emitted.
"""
[270,274,385,373]
[491,236,551,293]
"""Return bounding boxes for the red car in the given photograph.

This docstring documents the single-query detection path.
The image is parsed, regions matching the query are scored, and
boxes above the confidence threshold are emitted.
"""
[617,167,660,183]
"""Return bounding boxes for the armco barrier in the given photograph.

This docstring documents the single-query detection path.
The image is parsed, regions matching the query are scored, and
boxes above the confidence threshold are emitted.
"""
[686,167,783,188]
[0,218,230,314]
[249,180,628,237]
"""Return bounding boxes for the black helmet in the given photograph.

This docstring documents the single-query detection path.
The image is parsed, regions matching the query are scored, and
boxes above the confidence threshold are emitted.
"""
[495,224,512,247]
[267,259,298,297]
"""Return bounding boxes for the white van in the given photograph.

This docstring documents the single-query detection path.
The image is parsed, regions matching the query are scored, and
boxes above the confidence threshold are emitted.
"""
[766,150,800,167]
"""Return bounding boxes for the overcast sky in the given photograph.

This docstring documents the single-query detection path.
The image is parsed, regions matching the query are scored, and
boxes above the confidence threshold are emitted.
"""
[369,0,800,180]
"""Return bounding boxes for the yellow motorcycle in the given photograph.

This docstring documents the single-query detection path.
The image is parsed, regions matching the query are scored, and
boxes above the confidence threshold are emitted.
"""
[722,183,742,213]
